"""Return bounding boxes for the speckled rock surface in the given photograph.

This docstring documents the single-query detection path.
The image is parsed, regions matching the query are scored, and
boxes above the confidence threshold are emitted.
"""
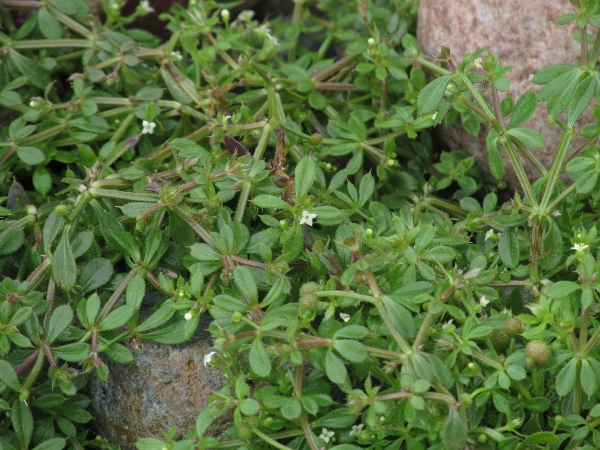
[88,313,229,449]
[417,0,587,190]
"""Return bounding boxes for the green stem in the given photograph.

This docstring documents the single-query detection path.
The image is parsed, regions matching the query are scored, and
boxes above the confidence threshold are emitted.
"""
[97,267,140,322]
[10,39,91,49]
[574,359,582,415]
[316,290,376,303]
[21,349,45,391]
[234,123,272,222]
[539,129,574,211]
[546,183,577,213]
[413,311,435,351]
[251,429,293,450]
[88,187,157,202]
[417,56,452,76]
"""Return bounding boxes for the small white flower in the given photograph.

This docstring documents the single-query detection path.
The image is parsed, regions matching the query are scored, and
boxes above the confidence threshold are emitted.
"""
[142,120,156,134]
[340,313,350,323]
[300,210,317,226]
[254,24,271,38]
[349,424,364,436]
[432,112,438,120]
[170,51,183,62]
[442,319,454,331]
[479,296,489,307]
[139,0,154,14]
[221,9,230,21]
[184,311,193,321]
[572,243,589,252]
[237,10,255,22]
[367,37,376,46]
[485,229,495,241]
[474,58,482,69]
[319,428,334,443]
[203,351,217,367]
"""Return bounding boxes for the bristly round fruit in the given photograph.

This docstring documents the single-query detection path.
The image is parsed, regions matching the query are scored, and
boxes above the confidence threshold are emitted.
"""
[525,340,552,366]
[489,329,511,352]
[299,282,321,311]
[504,317,524,337]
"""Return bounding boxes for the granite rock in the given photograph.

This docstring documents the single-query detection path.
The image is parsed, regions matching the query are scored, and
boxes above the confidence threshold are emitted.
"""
[88,313,229,449]
[417,0,587,190]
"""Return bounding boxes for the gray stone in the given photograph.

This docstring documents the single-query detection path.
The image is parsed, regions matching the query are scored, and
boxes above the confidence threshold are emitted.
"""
[88,312,229,449]
[417,0,588,190]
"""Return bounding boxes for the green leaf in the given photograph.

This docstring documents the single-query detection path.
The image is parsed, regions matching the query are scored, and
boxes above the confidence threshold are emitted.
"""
[253,195,292,211]
[53,231,77,290]
[136,305,175,332]
[325,349,347,384]
[9,50,49,88]
[524,397,551,413]
[52,343,90,362]
[417,74,453,115]
[313,409,359,428]
[38,7,62,39]
[126,274,145,310]
[333,325,369,339]
[498,228,519,269]
[486,130,504,180]
[581,359,597,397]
[31,438,66,450]
[46,305,73,344]
[441,408,467,450]
[382,296,416,338]
[0,227,24,256]
[280,398,302,420]
[143,227,169,269]
[547,281,580,299]
[249,339,271,377]
[12,400,33,449]
[33,166,52,197]
[568,76,596,127]
[195,406,215,437]
[295,157,316,198]
[43,211,64,252]
[556,359,578,396]
[575,170,598,194]
[136,438,169,450]
[17,146,45,165]
[538,67,581,116]
[520,432,557,445]
[79,258,113,293]
[333,340,368,363]
[506,128,544,148]
[99,305,134,331]
[234,266,258,305]
[0,360,20,391]
[508,90,538,128]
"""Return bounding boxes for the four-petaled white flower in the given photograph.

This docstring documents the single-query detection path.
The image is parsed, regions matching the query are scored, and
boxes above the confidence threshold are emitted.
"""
[170,51,183,62]
[340,313,350,323]
[139,0,154,14]
[142,120,156,134]
[300,210,317,226]
[479,296,489,307]
[485,229,495,241]
[442,319,454,331]
[349,424,364,436]
[203,351,217,367]
[184,311,194,321]
[319,428,334,443]
[572,243,589,252]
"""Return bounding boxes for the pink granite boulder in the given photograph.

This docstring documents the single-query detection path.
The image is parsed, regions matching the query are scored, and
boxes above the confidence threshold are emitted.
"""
[417,0,588,190]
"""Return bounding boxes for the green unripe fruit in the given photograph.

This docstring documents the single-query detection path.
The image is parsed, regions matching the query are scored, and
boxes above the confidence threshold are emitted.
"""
[504,317,524,337]
[489,329,511,352]
[525,340,551,366]
[246,416,260,428]
[299,283,320,311]
[237,425,253,440]
[232,311,243,322]
[309,133,323,145]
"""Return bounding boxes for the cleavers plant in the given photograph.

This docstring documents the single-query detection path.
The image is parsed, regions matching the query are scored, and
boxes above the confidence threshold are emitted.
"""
[4,0,600,450]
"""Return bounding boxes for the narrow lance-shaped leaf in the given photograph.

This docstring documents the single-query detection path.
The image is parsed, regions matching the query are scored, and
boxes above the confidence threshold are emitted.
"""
[508,90,538,128]
[498,228,519,269]
[486,130,504,180]
[568,75,596,127]
[294,156,317,199]
[417,74,453,115]
[53,231,76,290]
